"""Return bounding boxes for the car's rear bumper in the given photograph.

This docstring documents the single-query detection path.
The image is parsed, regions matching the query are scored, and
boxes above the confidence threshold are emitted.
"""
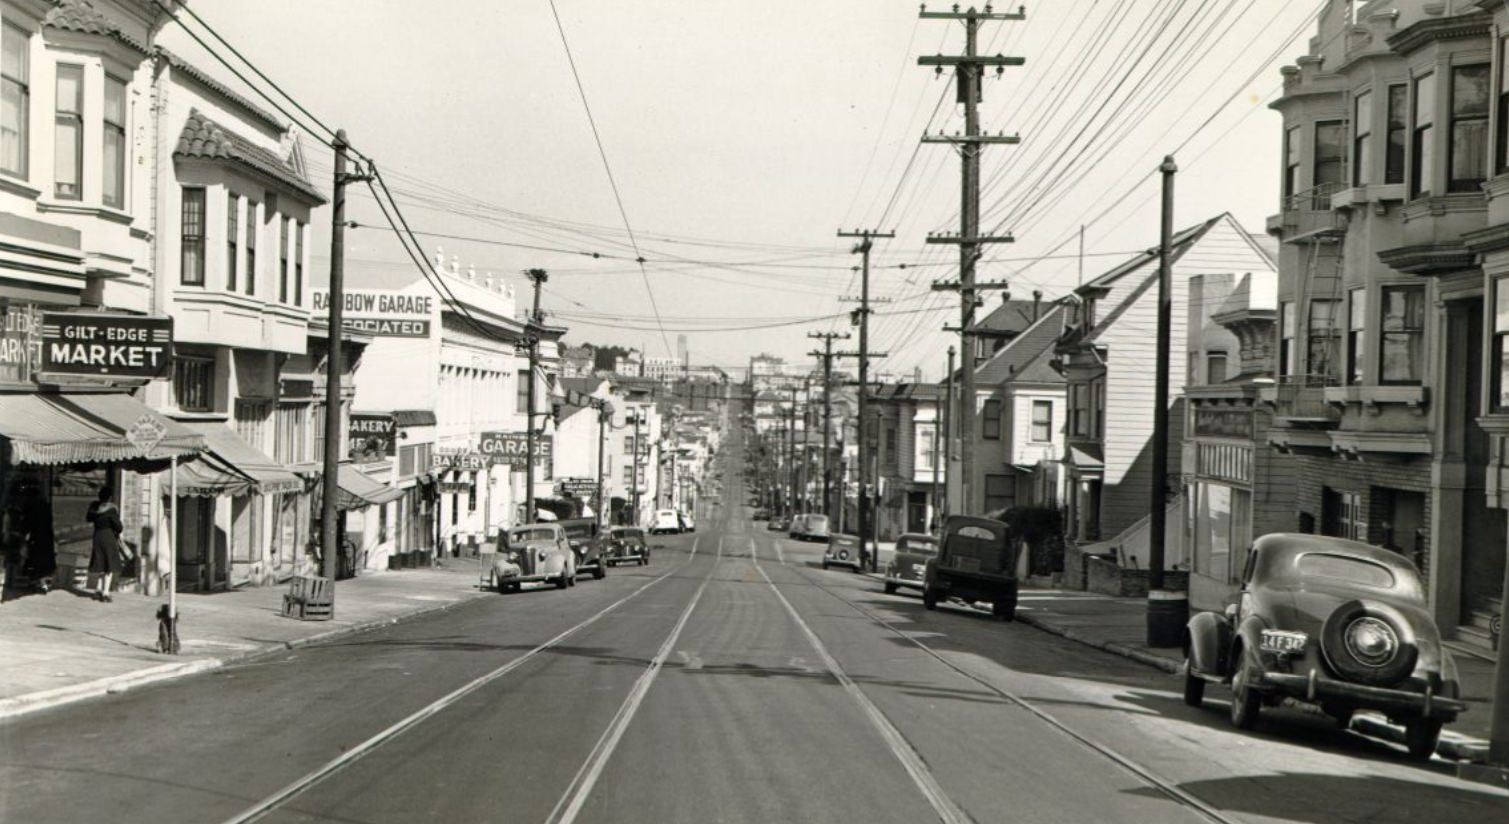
[1262,671,1466,719]
[883,575,922,589]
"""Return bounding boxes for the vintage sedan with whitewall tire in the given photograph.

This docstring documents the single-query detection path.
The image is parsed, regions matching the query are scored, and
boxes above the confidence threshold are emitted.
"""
[1182,533,1465,758]
[491,523,577,592]
[883,532,939,594]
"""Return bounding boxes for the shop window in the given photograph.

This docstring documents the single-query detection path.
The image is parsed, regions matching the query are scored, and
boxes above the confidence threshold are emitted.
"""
[1207,352,1227,385]
[1379,285,1425,384]
[1412,72,1435,198]
[1,23,29,178]
[54,64,82,200]
[982,399,1002,440]
[984,474,1014,512]
[1386,84,1407,184]
[235,400,271,450]
[450,492,458,526]
[1353,90,1372,186]
[1494,278,1509,411]
[181,187,206,286]
[173,357,213,412]
[226,193,239,292]
[1449,64,1490,193]
[1306,299,1340,381]
[1283,125,1300,200]
[1347,288,1365,385]
[1031,400,1052,442]
[1279,302,1296,377]
[103,75,125,208]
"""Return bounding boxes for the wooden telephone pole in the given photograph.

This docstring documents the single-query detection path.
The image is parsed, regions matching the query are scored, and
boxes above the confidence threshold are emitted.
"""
[808,331,849,523]
[919,4,1024,516]
[837,229,893,572]
[522,268,548,525]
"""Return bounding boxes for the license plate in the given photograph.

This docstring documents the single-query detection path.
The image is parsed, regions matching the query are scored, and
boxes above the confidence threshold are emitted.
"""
[1261,631,1307,654]
[951,557,980,572]
[911,564,927,576]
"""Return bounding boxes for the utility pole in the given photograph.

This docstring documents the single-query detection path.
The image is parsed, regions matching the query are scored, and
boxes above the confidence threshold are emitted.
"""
[787,382,799,518]
[1146,156,1185,648]
[943,344,954,524]
[320,129,371,594]
[630,411,642,526]
[595,402,607,527]
[809,331,849,522]
[838,229,894,572]
[920,3,1024,517]
[522,268,547,526]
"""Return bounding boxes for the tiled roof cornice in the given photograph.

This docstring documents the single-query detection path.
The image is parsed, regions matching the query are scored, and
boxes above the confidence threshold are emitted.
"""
[43,0,148,55]
[175,108,325,203]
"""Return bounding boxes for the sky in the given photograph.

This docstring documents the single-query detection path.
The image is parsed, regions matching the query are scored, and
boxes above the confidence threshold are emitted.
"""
[160,0,1324,380]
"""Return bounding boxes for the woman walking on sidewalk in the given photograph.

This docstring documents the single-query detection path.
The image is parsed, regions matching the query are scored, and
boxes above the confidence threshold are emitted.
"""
[86,487,123,602]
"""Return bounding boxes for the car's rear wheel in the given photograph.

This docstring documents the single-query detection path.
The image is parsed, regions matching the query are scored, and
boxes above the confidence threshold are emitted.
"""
[883,581,897,595]
[593,564,605,580]
[1229,655,1261,730]
[1182,660,1205,707]
[1404,719,1442,760]
[922,587,939,610]
[993,582,1018,621]
[822,561,830,570]
[556,574,568,589]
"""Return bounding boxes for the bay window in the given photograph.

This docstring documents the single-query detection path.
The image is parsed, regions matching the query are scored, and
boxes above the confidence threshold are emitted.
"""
[294,221,305,307]
[1500,38,1509,174]
[1279,302,1296,378]
[1386,84,1407,184]
[1449,64,1489,193]
[1347,288,1365,385]
[1353,90,1372,186]
[54,65,81,199]
[103,75,125,207]
[1493,279,1509,411]
[1306,299,1339,381]
[244,200,257,295]
[982,398,1002,440]
[1283,125,1300,201]
[180,187,205,285]
[278,216,289,303]
[1379,285,1425,384]
[1,23,29,178]
[1314,120,1346,198]
[1071,384,1089,437]
[226,193,239,292]
[1031,400,1052,442]
[1412,72,1435,198]
[1207,351,1227,384]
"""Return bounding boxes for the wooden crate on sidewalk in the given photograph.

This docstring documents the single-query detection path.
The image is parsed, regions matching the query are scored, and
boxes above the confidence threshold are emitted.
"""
[281,575,334,621]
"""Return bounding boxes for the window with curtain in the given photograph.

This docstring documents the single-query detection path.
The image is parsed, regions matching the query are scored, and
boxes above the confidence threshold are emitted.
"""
[982,398,1002,440]
[1353,90,1372,186]
[1279,302,1296,377]
[1449,64,1490,193]
[1347,288,1366,385]
[244,200,257,295]
[226,194,239,292]
[1386,84,1407,184]
[181,187,206,285]
[1412,72,1435,198]
[1495,279,1509,411]
[53,64,81,199]
[1,23,29,178]
[103,75,125,207]
[1379,285,1425,384]
[1031,400,1052,442]
[1306,299,1339,380]
[1283,125,1300,200]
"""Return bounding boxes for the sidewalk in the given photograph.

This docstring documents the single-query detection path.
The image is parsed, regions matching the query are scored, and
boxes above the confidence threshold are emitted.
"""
[0,559,491,720]
[1009,587,1495,762]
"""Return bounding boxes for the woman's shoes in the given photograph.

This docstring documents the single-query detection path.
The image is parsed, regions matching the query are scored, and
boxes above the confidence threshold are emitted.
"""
[94,591,112,603]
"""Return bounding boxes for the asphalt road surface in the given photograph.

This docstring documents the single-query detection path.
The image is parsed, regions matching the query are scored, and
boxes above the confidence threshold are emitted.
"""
[2,413,1507,823]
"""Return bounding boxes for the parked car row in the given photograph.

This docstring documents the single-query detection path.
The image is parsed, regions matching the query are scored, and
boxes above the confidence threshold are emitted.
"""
[650,508,695,535]
[490,518,654,593]
[789,513,830,542]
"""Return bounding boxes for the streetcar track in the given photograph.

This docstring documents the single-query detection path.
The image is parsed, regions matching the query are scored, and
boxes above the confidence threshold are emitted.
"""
[767,540,1245,824]
[222,537,707,824]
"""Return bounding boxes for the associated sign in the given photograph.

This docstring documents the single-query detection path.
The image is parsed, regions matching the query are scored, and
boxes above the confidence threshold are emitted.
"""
[479,431,553,468]
[557,477,596,498]
[312,289,434,338]
[40,313,172,378]
[348,413,396,463]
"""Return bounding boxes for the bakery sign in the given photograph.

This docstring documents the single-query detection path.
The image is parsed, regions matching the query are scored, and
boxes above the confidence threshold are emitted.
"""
[40,313,172,379]
[348,413,397,462]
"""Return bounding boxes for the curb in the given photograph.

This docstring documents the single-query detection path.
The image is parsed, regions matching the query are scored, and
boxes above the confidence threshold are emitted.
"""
[0,588,488,722]
[1015,612,1182,674]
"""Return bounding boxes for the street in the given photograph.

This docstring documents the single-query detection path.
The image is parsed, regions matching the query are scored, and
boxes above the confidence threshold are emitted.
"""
[1,421,1505,824]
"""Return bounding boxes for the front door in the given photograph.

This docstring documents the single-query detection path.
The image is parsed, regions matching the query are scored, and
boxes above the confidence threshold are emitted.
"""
[907,491,928,533]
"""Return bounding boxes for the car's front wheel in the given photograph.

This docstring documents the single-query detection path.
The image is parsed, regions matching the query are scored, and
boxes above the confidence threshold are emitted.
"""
[883,581,897,595]
[593,563,605,580]
[1229,656,1261,730]
[1404,719,1442,760]
[1182,660,1205,707]
[556,573,569,590]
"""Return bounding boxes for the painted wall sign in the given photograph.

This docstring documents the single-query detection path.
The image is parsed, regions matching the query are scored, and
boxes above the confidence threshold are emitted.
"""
[312,289,434,338]
[349,413,396,462]
[39,312,171,378]
[479,431,553,469]
[0,299,43,383]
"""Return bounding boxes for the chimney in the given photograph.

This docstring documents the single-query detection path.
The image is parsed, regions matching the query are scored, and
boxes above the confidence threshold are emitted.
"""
[1001,290,1011,304]
[434,246,445,269]
[450,254,460,276]
[1032,289,1042,320]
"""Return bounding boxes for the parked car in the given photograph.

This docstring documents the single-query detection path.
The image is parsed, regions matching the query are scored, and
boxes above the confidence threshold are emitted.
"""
[883,532,939,594]
[558,517,607,580]
[1183,533,1465,758]
[649,509,682,535]
[604,526,649,566]
[922,515,1019,620]
[492,523,576,592]
[752,508,770,521]
[823,533,866,572]
[767,516,787,531]
[678,511,696,533]
[794,513,831,542]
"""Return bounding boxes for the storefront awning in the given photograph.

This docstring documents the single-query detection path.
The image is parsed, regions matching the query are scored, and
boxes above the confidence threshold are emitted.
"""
[337,464,405,510]
[0,392,204,465]
[172,421,303,496]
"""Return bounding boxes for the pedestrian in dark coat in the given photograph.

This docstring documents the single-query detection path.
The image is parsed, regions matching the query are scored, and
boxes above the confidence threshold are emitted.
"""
[21,495,56,592]
[86,487,123,602]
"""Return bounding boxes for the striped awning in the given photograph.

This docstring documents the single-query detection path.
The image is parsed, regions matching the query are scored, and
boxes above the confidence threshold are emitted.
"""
[337,464,405,510]
[0,391,204,465]
[171,421,303,496]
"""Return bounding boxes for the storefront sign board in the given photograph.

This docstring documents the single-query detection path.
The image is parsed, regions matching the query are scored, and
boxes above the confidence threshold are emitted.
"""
[349,413,397,462]
[312,289,434,338]
[478,432,553,468]
[39,313,172,378]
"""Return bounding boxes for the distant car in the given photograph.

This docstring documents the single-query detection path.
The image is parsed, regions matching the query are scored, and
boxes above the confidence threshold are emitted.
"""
[752,508,770,521]
[678,511,696,533]
[767,516,787,531]
[884,533,939,594]
[558,517,607,580]
[604,526,649,566]
[922,516,1019,620]
[823,533,866,572]
[649,509,682,535]
[1183,533,1465,758]
[796,513,831,542]
[491,523,576,592]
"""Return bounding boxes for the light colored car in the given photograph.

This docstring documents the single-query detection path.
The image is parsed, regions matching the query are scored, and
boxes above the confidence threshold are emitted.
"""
[823,533,866,571]
[678,511,696,533]
[796,513,830,542]
[884,533,939,594]
[650,509,681,535]
[491,523,576,592]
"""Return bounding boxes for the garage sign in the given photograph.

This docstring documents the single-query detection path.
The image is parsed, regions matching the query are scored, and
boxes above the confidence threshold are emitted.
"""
[479,431,553,468]
[40,313,172,379]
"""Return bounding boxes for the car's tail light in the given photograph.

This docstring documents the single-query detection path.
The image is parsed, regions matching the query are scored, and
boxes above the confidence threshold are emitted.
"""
[1344,617,1399,667]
